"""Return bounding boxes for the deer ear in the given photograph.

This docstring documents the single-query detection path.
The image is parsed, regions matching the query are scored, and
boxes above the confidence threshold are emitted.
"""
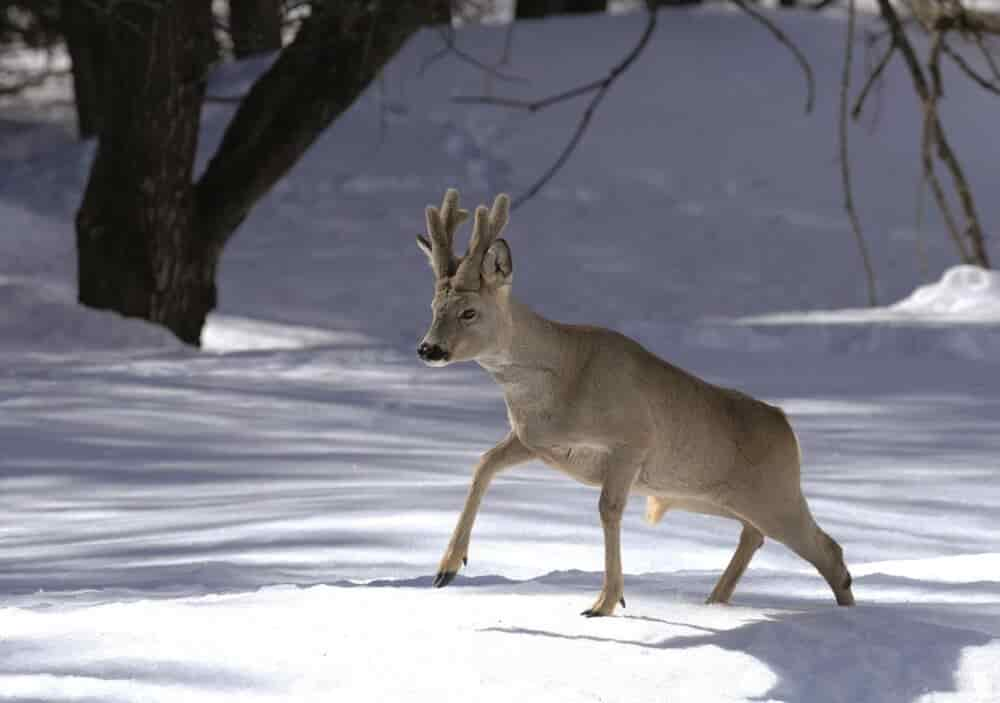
[481,239,512,288]
[416,234,434,269]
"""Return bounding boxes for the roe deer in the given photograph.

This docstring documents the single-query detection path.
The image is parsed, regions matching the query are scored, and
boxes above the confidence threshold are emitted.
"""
[416,189,854,616]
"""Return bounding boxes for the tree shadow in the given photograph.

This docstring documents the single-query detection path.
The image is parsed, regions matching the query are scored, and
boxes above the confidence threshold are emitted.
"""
[482,604,992,703]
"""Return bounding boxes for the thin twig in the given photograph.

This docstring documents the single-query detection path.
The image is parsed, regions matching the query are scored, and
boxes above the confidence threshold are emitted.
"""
[453,78,602,110]
[419,26,527,83]
[942,40,1000,94]
[510,7,658,209]
[418,44,450,76]
[452,7,657,209]
[876,0,988,267]
[729,0,815,113]
[482,18,518,97]
[920,101,970,262]
[839,0,878,305]
[975,34,1000,81]
[914,162,930,278]
[852,39,895,119]
[499,17,515,67]
[921,32,971,262]
[927,31,991,267]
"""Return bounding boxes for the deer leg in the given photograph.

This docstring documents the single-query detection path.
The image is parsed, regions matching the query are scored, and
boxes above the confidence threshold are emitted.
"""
[705,522,764,604]
[739,494,855,606]
[433,432,534,588]
[582,458,642,618]
[781,518,855,606]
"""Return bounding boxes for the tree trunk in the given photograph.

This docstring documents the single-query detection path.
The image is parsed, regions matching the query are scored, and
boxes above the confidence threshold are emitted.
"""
[516,0,607,17]
[562,0,607,12]
[229,0,282,57]
[61,0,108,139]
[76,1,216,345]
[76,0,449,346]
[515,0,550,18]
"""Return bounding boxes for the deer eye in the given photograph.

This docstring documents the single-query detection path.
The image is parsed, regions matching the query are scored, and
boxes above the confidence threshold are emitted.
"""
[460,309,477,321]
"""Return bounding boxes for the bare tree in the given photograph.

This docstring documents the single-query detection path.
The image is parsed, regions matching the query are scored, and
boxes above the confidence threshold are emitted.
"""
[74,0,449,345]
[858,0,994,269]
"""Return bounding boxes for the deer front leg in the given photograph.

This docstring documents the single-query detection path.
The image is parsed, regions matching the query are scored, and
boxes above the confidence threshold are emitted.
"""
[582,456,642,618]
[433,432,534,588]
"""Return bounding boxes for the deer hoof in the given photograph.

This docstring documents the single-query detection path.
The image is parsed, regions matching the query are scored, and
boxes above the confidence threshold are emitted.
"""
[580,608,608,618]
[433,570,457,588]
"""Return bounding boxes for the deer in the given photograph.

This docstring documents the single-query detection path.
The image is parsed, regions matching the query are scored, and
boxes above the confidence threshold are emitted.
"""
[415,189,855,616]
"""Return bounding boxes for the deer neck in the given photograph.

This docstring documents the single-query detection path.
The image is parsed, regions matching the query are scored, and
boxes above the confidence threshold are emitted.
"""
[476,293,565,387]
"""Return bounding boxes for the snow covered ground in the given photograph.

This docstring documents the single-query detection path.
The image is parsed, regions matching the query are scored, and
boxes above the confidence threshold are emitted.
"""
[1,6,999,702]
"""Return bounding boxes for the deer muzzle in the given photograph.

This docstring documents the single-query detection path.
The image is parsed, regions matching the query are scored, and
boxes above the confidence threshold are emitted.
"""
[417,342,450,364]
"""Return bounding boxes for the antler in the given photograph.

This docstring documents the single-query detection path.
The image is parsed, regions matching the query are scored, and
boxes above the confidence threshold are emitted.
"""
[420,188,469,280]
[452,193,510,290]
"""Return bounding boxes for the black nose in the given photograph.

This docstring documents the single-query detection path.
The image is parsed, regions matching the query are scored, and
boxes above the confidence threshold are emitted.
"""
[417,342,448,362]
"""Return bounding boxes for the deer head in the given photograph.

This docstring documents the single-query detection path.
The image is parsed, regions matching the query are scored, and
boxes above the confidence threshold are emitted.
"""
[416,189,512,366]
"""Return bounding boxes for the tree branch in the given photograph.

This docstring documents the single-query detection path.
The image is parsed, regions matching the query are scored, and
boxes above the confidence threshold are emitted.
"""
[911,0,1000,36]
[920,32,971,262]
[452,7,657,210]
[974,34,1000,81]
[453,77,603,111]
[926,29,991,267]
[729,0,814,113]
[195,2,447,246]
[876,0,990,267]
[511,7,657,209]
[942,39,1000,95]
[852,38,895,119]
[419,26,527,83]
[839,0,878,305]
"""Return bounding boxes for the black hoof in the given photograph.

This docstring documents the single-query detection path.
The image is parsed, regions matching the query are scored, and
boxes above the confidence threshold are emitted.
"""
[580,609,606,618]
[463,556,468,567]
[433,570,457,588]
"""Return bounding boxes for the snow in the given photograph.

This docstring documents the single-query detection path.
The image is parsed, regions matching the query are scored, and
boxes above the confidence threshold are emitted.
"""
[1,5,999,702]
[4,581,998,703]
[706,265,1000,363]
[741,265,1000,325]
[893,266,1000,322]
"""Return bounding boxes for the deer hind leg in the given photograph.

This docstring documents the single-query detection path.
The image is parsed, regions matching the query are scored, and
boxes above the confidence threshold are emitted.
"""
[706,522,764,605]
[743,495,855,606]
[790,518,855,606]
[647,497,763,604]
